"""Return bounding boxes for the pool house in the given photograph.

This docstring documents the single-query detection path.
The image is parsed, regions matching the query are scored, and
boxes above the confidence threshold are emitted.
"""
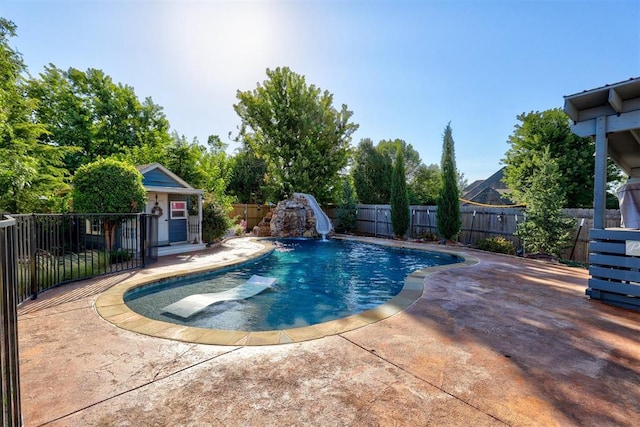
[137,163,206,256]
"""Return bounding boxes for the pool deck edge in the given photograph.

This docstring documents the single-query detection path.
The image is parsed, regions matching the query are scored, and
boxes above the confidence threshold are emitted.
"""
[94,236,477,346]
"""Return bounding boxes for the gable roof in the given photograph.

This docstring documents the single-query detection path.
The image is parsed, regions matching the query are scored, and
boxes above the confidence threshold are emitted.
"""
[136,163,203,195]
[463,179,485,195]
[462,168,514,206]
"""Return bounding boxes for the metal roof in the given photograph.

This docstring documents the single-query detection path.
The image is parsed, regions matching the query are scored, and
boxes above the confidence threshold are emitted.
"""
[564,77,640,175]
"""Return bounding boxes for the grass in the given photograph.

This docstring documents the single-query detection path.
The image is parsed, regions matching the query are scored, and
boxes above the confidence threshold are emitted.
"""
[18,250,113,294]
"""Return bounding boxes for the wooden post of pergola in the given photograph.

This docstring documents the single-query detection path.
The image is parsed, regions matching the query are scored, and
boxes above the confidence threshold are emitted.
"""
[564,77,640,310]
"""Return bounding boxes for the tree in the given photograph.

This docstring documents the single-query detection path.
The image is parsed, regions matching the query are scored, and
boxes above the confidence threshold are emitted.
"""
[351,138,392,204]
[515,148,575,256]
[436,123,461,241]
[377,139,423,182]
[336,177,358,233]
[502,108,621,208]
[72,158,146,250]
[409,163,441,205]
[227,143,268,204]
[390,146,410,238]
[164,132,207,188]
[27,65,172,173]
[233,67,358,204]
[0,18,75,213]
[198,135,233,204]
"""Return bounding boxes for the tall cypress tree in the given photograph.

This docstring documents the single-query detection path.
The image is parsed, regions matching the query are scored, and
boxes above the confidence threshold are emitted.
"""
[437,123,461,241]
[390,145,410,238]
[336,177,358,233]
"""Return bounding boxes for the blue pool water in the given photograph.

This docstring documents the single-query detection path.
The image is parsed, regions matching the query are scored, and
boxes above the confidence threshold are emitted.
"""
[124,239,462,331]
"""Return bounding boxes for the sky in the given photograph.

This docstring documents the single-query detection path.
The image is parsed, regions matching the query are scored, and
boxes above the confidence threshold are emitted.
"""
[3,0,640,183]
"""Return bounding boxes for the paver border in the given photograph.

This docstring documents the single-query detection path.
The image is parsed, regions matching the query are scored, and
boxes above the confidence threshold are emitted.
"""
[95,237,478,346]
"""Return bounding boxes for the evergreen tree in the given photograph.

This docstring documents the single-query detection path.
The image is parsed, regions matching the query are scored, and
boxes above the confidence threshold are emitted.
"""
[336,177,358,233]
[436,123,461,241]
[390,146,410,238]
[515,148,575,256]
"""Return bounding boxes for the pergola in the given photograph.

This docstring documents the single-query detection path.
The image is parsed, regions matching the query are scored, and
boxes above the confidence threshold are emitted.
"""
[564,77,640,309]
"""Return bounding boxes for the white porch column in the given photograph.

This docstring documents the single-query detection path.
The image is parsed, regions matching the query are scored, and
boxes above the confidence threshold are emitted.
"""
[198,194,203,244]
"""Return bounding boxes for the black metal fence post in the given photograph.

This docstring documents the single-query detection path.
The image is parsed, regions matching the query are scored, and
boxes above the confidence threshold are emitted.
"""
[1,214,22,427]
[29,214,37,300]
[140,214,147,267]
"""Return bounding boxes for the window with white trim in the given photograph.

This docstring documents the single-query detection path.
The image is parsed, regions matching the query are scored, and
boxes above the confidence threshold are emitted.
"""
[170,201,187,219]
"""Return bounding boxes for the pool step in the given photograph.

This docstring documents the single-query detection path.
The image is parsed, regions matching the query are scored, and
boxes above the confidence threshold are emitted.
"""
[162,275,276,318]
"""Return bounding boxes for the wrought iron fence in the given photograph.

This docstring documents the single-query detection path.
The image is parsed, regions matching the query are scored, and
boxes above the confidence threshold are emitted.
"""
[11,213,157,304]
[1,214,22,426]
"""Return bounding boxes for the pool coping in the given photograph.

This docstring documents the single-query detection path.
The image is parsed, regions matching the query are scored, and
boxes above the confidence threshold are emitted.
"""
[94,236,479,346]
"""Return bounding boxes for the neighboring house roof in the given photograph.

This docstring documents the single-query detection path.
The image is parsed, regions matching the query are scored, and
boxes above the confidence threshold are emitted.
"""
[463,179,485,195]
[462,167,514,206]
[137,163,203,195]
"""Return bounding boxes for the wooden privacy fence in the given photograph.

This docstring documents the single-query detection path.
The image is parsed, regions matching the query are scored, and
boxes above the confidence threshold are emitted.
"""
[231,203,621,263]
[230,204,273,230]
[344,205,620,264]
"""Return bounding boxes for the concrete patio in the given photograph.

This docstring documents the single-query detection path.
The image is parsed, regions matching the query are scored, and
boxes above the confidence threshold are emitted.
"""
[17,237,640,426]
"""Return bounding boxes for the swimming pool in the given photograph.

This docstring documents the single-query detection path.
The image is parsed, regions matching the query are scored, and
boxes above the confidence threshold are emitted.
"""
[124,238,463,331]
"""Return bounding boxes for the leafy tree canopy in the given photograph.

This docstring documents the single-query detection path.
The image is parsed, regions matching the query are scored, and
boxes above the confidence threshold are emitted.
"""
[233,66,358,204]
[227,142,268,204]
[502,108,621,208]
[351,138,392,204]
[27,65,172,173]
[0,18,76,213]
[377,139,422,182]
[409,163,441,205]
[164,131,208,189]
[352,137,443,205]
[72,158,146,214]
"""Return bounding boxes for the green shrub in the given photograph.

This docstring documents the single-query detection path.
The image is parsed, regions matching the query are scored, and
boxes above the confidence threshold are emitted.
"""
[109,249,134,264]
[476,237,516,255]
[233,223,245,236]
[412,231,439,242]
[202,195,234,243]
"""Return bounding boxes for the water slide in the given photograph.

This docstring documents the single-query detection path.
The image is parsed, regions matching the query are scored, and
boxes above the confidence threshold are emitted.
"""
[294,193,333,239]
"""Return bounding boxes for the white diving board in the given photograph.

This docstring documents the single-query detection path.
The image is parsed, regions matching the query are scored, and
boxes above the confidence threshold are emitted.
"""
[162,275,276,318]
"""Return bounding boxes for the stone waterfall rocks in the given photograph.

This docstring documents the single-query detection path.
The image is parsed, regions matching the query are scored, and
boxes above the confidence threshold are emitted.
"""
[269,194,321,238]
